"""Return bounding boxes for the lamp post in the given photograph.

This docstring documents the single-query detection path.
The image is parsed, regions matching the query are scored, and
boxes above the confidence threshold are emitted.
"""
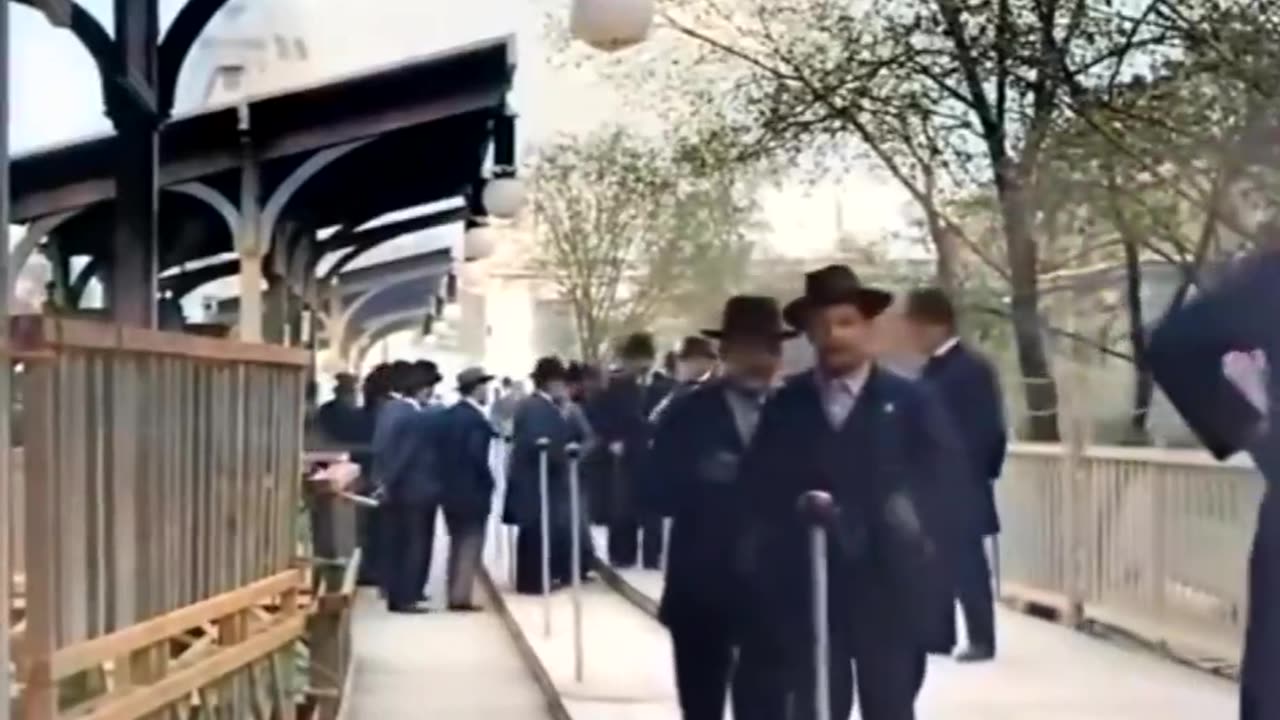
[570,0,656,51]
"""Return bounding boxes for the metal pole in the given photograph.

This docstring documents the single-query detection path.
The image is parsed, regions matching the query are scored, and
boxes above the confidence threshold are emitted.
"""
[0,1,12,713]
[798,491,833,720]
[567,443,584,682]
[537,437,552,637]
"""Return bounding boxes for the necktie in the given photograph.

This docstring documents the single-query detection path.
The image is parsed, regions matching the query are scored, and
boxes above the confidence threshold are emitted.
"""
[827,380,855,428]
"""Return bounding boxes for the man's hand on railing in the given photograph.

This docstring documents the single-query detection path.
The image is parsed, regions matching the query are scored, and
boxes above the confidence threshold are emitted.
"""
[309,461,362,495]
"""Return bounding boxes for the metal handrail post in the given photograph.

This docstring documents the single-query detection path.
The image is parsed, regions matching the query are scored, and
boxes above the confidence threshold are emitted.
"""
[798,490,834,720]
[537,437,552,637]
[567,443,585,682]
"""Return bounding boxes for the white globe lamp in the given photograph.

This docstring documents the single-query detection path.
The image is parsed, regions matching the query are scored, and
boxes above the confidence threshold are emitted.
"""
[441,301,463,324]
[570,0,655,52]
[464,223,498,261]
[482,176,526,220]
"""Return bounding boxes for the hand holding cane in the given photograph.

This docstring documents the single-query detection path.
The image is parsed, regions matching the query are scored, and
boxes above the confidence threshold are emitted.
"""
[537,437,552,637]
[797,490,837,720]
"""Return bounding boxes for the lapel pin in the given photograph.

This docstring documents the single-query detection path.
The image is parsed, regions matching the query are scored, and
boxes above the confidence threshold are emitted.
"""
[884,402,895,414]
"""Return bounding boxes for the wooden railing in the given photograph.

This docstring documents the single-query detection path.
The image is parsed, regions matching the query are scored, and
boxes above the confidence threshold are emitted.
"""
[9,316,309,719]
[998,443,1262,669]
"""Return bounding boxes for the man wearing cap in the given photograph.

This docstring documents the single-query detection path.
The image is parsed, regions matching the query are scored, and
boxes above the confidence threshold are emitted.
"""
[649,296,792,720]
[739,265,965,720]
[595,332,676,569]
[441,367,498,611]
[503,357,587,594]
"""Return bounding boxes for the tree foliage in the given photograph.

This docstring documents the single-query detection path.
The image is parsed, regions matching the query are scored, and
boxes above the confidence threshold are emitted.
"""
[552,0,1280,441]
[530,127,763,361]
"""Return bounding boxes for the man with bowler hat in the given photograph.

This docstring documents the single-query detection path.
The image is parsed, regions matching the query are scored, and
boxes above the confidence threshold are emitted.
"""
[650,296,793,720]
[739,265,965,720]
[651,335,719,425]
[595,332,676,569]
[503,357,586,594]
[442,366,498,611]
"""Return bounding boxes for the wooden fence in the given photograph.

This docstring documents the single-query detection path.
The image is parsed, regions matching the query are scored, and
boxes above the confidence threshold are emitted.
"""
[8,316,309,719]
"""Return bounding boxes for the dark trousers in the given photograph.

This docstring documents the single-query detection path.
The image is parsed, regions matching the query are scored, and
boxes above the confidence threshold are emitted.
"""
[670,619,738,720]
[1242,491,1279,720]
[356,505,382,586]
[413,504,440,597]
[955,536,996,651]
[609,514,664,568]
[736,636,924,720]
[445,512,486,607]
[515,522,554,595]
[381,502,436,609]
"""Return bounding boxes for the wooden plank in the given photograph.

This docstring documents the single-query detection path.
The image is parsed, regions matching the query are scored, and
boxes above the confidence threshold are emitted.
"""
[71,615,305,720]
[10,316,308,368]
[22,362,58,720]
[50,571,302,680]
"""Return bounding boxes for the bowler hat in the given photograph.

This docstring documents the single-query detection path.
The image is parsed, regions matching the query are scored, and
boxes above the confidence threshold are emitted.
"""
[782,264,893,329]
[702,295,797,340]
[531,356,568,385]
[676,336,718,360]
[618,332,657,360]
[457,366,494,392]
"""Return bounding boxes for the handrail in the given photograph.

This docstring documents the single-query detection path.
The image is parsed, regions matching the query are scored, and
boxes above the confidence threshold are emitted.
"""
[9,315,309,367]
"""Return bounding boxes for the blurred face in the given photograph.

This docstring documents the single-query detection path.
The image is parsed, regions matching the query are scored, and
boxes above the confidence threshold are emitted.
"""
[467,382,490,403]
[721,337,782,392]
[905,319,949,357]
[335,388,357,407]
[807,304,874,375]
[415,384,435,404]
[624,356,654,376]
[544,379,570,401]
[677,357,716,382]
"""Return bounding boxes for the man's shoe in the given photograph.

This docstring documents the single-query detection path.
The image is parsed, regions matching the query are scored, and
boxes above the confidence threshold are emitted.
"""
[448,603,484,612]
[954,646,995,662]
[387,603,430,615]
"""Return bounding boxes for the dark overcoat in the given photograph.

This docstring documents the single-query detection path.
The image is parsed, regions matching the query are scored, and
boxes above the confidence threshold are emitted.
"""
[441,401,498,523]
[650,380,752,628]
[921,343,1008,536]
[1146,249,1280,720]
[739,367,969,659]
[502,394,583,527]
[589,371,676,520]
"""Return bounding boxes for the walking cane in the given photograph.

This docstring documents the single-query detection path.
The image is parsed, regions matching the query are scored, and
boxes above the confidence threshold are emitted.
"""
[567,442,585,682]
[797,490,835,720]
[504,434,517,586]
[537,437,552,637]
[989,535,1002,597]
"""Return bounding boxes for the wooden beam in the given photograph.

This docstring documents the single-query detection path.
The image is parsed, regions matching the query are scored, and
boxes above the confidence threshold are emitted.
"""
[48,570,301,680]
[71,615,305,720]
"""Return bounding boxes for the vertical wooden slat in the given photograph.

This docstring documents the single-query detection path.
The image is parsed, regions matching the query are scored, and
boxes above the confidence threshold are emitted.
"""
[22,361,57,720]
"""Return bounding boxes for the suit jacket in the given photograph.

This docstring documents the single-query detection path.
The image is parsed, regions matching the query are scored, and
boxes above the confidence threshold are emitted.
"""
[591,371,676,518]
[740,366,968,656]
[651,380,754,627]
[1148,250,1280,482]
[921,342,1008,536]
[502,394,585,526]
[379,404,448,507]
[442,401,498,522]
[371,397,417,490]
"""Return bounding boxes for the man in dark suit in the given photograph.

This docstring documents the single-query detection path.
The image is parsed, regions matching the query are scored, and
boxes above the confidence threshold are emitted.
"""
[594,332,676,569]
[503,357,587,594]
[651,297,792,720]
[904,287,1007,662]
[376,361,445,613]
[740,265,965,720]
[1146,240,1280,720]
[442,366,498,611]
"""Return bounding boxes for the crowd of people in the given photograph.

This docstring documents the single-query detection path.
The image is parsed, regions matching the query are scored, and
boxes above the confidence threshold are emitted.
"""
[307,262,1015,720]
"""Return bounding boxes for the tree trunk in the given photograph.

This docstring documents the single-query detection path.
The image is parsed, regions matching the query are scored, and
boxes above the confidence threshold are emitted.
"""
[997,180,1060,441]
[1121,235,1153,444]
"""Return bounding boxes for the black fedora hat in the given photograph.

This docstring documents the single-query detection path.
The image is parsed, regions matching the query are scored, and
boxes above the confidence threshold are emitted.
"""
[782,264,893,329]
[531,356,568,385]
[676,336,718,360]
[618,332,657,360]
[703,295,798,340]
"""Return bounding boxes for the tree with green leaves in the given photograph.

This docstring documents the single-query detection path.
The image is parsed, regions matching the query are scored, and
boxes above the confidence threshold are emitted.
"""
[530,126,763,361]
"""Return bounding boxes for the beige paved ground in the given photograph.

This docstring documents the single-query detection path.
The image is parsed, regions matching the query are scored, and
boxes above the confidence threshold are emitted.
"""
[344,530,548,719]
[617,567,1239,719]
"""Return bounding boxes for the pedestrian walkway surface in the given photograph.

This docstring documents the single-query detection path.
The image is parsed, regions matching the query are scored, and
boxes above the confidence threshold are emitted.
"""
[344,535,548,719]
[613,568,1238,719]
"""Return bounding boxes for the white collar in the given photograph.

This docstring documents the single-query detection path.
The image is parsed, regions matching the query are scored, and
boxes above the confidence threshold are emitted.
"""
[934,336,961,358]
[389,392,420,410]
[819,362,871,397]
[464,396,487,414]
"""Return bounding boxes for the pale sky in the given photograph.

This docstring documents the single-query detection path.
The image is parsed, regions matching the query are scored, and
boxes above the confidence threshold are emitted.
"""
[8,0,913,261]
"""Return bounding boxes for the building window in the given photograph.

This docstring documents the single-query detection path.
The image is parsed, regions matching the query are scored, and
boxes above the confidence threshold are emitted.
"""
[219,64,245,93]
[274,35,291,60]
[294,38,309,61]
